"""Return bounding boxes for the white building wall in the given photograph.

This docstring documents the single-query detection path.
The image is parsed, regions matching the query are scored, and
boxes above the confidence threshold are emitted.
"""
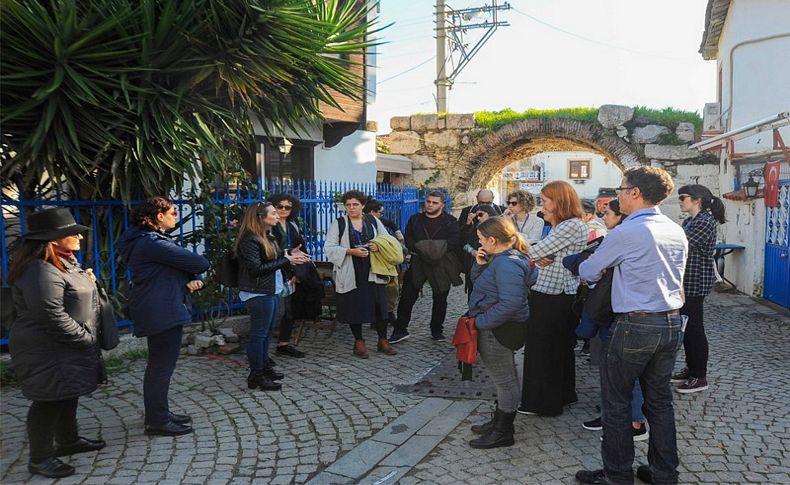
[496,151,623,201]
[711,0,790,297]
[313,130,378,185]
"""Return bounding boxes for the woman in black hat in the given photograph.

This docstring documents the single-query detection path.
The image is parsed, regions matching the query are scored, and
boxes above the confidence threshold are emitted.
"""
[7,208,106,478]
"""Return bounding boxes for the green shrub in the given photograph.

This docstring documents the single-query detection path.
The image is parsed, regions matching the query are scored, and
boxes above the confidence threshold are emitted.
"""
[632,106,702,130]
[475,108,600,130]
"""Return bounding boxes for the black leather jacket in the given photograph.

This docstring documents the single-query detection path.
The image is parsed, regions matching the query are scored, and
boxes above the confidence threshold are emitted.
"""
[237,233,290,294]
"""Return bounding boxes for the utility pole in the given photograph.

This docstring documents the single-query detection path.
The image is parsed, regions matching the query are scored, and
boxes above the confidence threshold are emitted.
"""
[434,1,511,114]
[435,0,449,113]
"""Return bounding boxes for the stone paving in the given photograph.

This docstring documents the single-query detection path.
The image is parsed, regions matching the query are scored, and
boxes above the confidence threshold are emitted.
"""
[1,286,789,484]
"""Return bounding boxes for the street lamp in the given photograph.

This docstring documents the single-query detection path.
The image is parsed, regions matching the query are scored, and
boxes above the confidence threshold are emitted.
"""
[743,174,760,198]
[278,138,293,157]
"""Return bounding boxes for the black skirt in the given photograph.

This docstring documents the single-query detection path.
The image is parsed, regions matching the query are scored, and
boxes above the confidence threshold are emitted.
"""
[335,255,387,325]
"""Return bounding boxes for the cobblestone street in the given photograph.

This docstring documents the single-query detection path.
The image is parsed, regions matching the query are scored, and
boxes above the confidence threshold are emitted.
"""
[1,287,789,484]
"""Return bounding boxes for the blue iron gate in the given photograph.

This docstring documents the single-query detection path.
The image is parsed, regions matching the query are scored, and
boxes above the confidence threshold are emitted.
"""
[764,179,790,308]
[1,179,450,344]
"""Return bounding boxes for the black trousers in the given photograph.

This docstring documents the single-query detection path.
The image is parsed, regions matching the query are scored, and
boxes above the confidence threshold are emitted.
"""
[681,295,708,378]
[27,397,79,463]
[521,291,578,416]
[395,273,449,335]
[144,325,183,426]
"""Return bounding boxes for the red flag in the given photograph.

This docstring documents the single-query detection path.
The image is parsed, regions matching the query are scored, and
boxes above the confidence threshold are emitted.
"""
[764,161,781,208]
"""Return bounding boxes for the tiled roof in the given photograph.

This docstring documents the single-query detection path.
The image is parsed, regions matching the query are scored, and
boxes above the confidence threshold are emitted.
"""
[699,0,731,60]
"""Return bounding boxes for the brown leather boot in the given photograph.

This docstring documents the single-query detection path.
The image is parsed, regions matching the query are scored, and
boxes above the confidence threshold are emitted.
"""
[377,338,397,356]
[353,339,369,359]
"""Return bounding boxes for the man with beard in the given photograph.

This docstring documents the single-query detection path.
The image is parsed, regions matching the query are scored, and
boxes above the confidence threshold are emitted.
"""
[390,192,462,343]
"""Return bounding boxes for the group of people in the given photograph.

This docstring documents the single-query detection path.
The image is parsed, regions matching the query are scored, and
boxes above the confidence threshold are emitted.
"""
[458,167,725,485]
[7,166,725,483]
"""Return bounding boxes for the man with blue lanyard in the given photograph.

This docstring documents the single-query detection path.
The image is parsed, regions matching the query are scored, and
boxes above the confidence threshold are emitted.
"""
[575,166,688,485]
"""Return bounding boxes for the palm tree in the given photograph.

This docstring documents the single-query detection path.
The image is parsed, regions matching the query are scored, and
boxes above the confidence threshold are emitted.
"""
[1,0,380,201]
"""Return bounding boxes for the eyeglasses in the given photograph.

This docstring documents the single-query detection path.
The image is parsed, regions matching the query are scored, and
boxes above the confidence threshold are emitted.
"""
[276,204,293,211]
[678,195,690,201]
[614,186,637,194]
[507,200,518,206]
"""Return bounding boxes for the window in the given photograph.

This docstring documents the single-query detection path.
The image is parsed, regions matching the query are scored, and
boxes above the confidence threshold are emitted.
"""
[262,140,314,182]
[568,160,591,179]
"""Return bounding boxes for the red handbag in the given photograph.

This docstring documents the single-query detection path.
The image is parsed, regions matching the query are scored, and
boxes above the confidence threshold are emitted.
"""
[452,315,478,365]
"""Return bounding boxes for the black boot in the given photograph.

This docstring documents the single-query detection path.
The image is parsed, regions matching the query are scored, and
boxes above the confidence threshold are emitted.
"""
[263,365,284,381]
[471,408,497,435]
[469,409,515,449]
[247,370,282,391]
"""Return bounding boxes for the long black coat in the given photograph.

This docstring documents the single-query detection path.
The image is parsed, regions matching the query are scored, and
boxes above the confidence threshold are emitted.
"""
[9,257,102,401]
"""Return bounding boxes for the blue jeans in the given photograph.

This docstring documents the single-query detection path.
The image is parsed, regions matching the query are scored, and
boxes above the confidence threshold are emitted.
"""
[144,325,183,426]
[245,295,279,370]
[601,313,682,484]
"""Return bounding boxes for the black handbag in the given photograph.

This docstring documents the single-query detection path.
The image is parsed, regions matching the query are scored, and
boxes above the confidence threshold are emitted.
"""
[218,251,239,288]
[585,269,615,324]
[492,320,527,351]
[97,284,120,350]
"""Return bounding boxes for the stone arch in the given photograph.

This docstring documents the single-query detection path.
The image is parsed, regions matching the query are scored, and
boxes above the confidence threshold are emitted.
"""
[454,118,644,200]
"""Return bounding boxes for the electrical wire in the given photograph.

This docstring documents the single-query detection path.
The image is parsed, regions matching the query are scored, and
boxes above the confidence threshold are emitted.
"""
[510,7,692,62]
[377,56,436,84]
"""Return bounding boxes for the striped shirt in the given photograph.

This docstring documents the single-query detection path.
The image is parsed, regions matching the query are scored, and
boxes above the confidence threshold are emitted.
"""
[529,218,588,294]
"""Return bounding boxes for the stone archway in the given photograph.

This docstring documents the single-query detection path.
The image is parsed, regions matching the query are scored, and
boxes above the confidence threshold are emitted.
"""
[384,105,719,215]
[457,118,642,199]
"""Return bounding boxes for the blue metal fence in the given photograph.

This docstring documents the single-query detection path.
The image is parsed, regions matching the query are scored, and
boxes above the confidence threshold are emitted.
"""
[0,179,451,345]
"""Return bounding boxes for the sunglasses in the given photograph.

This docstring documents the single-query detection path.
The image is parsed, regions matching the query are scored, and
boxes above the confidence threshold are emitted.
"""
[507,201,518,206]
[276,204,293,210]
[475,212,487,219]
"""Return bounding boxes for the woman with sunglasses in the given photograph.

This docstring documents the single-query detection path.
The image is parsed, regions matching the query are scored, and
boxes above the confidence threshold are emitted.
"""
[235,202,310,391]
[267,193,309,359]
[503,190,544,244]
[119,197,210,437]
[672,185,726,394]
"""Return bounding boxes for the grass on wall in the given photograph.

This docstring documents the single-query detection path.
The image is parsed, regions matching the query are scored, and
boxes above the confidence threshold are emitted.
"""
[632,106,702,130]
[474,108,600,130]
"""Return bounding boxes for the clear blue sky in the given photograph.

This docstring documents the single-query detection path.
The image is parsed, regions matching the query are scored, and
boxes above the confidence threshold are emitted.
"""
[369,0,717,128]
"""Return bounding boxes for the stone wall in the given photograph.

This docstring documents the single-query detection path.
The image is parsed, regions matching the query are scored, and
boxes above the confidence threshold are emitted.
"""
[386,105,718,214]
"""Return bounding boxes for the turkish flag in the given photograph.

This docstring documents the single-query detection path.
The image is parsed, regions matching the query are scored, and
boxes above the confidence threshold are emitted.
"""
[764,161,781,208]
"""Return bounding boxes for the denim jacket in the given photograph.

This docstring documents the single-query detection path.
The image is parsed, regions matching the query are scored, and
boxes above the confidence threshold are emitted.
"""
[468,249,538,330]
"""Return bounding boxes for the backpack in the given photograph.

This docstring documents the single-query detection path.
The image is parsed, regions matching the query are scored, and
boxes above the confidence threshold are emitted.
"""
[337,214,377,243]
[218,251,239,288]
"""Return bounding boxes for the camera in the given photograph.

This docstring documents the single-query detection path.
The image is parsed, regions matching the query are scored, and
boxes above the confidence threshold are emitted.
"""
[463,244,489,261]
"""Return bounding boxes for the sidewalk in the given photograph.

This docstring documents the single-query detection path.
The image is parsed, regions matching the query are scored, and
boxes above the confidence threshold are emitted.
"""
[1,287,788,484]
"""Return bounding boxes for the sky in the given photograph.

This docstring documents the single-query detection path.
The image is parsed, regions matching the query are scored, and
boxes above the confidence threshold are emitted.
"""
[368,0,718,129]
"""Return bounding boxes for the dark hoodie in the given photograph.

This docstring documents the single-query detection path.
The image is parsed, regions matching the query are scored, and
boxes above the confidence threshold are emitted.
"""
[118,226,209,337]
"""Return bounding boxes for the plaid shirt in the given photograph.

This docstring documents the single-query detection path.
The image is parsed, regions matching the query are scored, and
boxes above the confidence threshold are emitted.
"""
[682,210,717,296]
[530,218,589,294]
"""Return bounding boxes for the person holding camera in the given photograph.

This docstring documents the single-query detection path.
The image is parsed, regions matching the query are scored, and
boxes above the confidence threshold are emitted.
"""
[460,204,499,296]
[325,191,397,358]
[458,189,504,232]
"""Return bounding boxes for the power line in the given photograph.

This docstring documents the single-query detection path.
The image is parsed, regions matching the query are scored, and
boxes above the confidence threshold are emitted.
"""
[378,56,436,84]
[510,7,690,62]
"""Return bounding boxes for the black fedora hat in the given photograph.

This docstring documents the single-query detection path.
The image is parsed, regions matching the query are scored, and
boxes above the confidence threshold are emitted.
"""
[24,208,90,241]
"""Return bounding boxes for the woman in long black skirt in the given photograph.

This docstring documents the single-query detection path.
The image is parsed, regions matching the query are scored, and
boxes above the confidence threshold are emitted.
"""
[325,190,397,358]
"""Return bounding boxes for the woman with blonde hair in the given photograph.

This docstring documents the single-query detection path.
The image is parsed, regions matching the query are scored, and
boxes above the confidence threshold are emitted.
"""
[503,190,544,243]
[235,202,310,391]
[467,217,538,449]
[519,180,588,417]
